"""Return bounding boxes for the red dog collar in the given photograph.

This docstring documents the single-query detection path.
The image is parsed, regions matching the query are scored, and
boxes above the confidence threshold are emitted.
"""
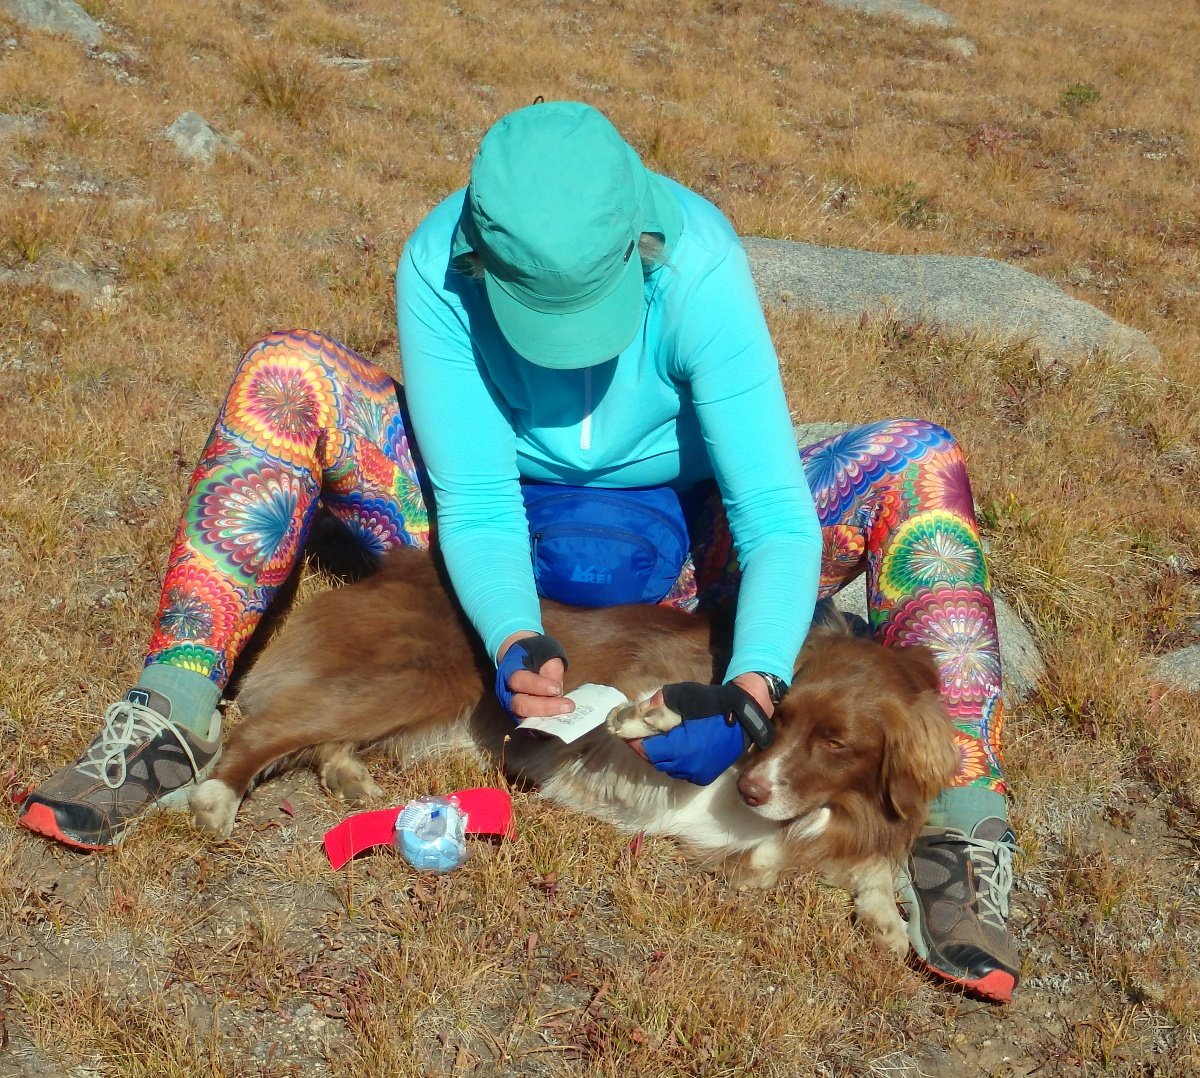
[323,786,516,870]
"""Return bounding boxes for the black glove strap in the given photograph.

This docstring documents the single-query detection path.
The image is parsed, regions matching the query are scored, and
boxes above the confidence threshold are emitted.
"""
[661,682,775,752]
[517,633,569,673]
[729,692,775,751]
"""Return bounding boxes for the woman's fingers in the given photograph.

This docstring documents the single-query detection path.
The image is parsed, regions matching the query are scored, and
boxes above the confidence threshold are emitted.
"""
[507,660,572,719]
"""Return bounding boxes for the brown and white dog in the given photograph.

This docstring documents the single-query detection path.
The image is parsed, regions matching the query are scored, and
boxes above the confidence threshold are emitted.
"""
[191,545,958,955]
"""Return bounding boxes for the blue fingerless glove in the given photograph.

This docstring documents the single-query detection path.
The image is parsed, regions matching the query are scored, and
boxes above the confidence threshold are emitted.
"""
[641,682,773,786]
[495,634,568,722]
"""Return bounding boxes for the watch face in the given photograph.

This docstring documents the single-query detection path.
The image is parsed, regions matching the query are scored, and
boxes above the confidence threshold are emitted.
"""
[758,672,786,704]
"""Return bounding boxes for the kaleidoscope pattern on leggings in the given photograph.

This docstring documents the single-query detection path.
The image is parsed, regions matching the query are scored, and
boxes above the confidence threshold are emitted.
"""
[903,445,978,522]
[190,461,315,589]
[979,690,1005,776]
[798,419,1004,793]
[331,490,411,559]
[816,526,866,598]
[145,331,431,689]
[223,347,338,467]
[800,419,955,523]
[882,585,1001,711]
[952,728,991,784]
[876,510,989,602]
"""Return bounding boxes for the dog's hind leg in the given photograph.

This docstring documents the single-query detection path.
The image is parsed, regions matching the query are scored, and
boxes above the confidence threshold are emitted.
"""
[191,707,339,836]
[314,743,383,803]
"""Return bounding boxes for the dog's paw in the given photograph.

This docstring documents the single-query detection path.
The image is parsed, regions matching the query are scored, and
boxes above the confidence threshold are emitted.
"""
[190,779,240,838]
[606,700,682,740]
[320,754,383,804]
[727,863,781,890]
[871,917,912,960]
[845,858,912,961]
[725,837,785,890]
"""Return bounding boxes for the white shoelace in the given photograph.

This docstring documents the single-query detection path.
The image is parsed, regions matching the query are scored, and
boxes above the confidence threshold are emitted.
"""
[962,833,1018,929]
[75,700,202,789]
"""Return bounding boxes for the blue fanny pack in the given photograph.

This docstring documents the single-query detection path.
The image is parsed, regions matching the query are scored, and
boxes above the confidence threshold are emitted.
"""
[522,483,690,607]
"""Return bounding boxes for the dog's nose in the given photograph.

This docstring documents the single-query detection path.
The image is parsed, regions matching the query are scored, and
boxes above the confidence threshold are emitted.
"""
[738,772,771,807]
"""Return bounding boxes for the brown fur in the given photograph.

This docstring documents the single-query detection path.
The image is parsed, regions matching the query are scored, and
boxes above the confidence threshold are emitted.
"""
[192,545,959,952]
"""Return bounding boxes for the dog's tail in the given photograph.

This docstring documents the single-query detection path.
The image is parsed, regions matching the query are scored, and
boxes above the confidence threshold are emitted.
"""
[811,597,872,639]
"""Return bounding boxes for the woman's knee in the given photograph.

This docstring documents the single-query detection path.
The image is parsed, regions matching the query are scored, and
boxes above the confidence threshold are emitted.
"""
[871,417,962,455]
[234,329,345,381]
[228,330,401,429]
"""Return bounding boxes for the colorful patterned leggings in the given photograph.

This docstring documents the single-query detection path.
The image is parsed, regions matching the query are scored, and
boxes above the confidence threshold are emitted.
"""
[147,330,1004,793]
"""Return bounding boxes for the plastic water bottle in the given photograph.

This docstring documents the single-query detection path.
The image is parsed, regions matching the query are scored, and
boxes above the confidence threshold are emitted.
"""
[393,795,469,873]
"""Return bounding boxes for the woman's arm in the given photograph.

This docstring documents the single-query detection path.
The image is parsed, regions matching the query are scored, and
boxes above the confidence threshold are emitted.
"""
[675,240,823,685]
[395,243,544,663]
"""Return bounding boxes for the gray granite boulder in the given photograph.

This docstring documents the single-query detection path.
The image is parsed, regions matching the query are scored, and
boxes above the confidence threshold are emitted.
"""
[822,0,955,28]
[745,236,1160,365]
[0,0,101,45]
[1152,646,1200,693]
[794,421,1045,704]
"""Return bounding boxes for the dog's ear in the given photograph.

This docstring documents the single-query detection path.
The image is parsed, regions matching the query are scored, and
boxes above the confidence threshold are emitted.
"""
[890,644,942,695]
[880,694,959,821]
[792,624,841,680]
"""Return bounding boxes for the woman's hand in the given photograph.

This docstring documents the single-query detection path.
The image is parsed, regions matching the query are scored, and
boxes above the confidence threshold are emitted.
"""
[623,678,775,785]
[495,632,574,722]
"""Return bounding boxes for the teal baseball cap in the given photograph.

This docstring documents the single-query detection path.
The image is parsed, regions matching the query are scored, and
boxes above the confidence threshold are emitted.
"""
[454,101,682,370]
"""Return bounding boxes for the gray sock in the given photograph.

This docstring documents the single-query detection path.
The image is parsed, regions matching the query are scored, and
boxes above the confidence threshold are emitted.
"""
[926,786,1008,833]
[135,664,222,737]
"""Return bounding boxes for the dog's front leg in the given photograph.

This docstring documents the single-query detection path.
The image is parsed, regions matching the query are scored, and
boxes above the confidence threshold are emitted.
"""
[191,779,241,838]
[723,832,788,890]
[833,857,909,958]
[606,699,682,740]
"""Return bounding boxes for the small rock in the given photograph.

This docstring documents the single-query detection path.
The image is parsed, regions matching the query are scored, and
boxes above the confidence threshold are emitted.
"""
[321,55,372,70]
[2,258,115,306]
[162,110,234,166]
[0,113,44,140]
[793,422,851,447]
[944,36,977,59]
[45,260,103,302]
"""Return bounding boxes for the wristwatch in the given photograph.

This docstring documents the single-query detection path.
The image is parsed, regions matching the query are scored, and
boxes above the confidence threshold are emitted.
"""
[754,671,789,706]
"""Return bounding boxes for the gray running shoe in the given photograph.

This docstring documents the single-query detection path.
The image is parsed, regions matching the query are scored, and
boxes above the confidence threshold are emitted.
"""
[18,689,222,850]
[897,816,1021,1003]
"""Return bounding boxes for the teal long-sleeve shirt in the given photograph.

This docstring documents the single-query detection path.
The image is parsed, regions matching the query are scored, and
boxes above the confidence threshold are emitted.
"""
[395,176,822,683]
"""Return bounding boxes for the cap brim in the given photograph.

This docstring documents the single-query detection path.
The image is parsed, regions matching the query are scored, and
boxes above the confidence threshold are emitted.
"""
[484,253,644,370]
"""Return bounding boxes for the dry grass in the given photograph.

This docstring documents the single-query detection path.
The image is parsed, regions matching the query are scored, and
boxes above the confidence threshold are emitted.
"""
[2,0,1200,1073]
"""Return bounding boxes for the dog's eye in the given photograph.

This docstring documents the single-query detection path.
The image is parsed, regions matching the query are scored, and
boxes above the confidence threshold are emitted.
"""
[825,738,845,751]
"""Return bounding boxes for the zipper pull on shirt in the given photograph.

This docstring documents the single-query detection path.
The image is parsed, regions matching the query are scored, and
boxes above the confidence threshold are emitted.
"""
[579,366,593,451]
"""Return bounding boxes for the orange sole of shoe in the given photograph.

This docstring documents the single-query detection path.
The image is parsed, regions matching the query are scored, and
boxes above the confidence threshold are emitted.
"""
[18,802,112,852]
[914,958,1015,1004]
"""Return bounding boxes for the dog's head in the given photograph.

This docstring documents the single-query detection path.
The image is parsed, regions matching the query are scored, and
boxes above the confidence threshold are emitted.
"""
[736,629,959,832]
